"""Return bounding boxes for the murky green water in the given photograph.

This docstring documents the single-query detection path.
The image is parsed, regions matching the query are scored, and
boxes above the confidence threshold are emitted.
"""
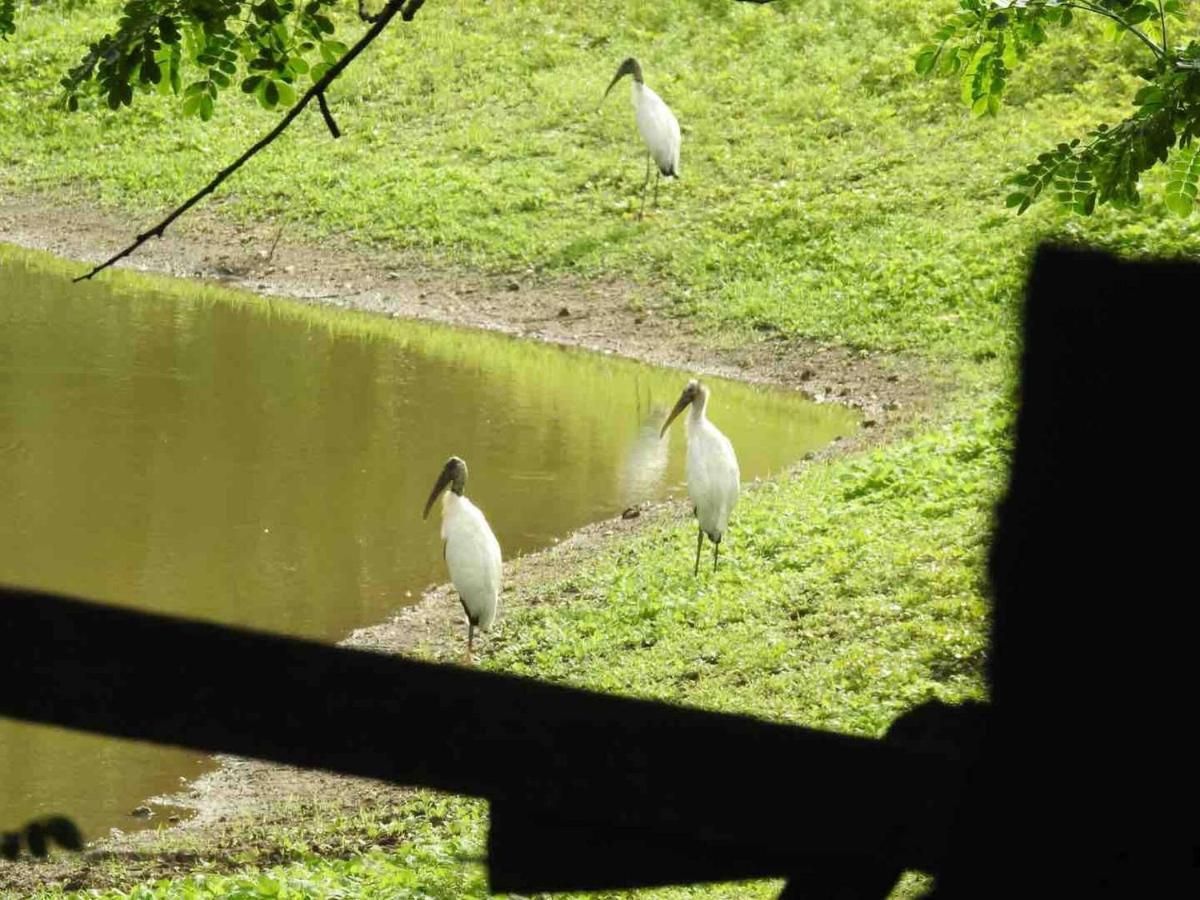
[0,245,857,840]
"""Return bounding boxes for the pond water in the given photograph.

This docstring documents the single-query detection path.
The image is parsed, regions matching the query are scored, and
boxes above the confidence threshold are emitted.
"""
[0,245,858,840]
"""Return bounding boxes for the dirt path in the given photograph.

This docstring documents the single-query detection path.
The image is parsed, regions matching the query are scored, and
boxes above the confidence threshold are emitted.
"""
[0,198,939,895]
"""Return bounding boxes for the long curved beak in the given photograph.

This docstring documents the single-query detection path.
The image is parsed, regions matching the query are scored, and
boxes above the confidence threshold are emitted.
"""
[423,467,453,520]
[602,59,636,105]
[659,394,692,438]
[602,70,625,103]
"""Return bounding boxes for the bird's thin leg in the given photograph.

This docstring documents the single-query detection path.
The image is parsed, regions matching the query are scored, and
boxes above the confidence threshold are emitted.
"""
[713,538,720,572]
[465,622,475,665]
[653,171,661,209]
[639,153,651,220]
[694,526,704,576]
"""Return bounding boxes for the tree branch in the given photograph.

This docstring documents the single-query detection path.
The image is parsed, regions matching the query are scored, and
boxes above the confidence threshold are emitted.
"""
[74,0,424,282]
[316,90,340,138]
[1064,2,1164,59]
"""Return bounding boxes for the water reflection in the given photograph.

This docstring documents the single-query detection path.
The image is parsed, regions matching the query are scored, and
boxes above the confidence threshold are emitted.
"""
[618,377,671,508]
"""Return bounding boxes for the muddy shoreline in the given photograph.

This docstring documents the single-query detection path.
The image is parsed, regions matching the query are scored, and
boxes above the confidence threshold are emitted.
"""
[0,197,939,894]
[0,197,930,416]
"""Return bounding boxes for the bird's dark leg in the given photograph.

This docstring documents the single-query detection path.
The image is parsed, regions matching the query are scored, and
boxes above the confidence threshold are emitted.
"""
[465,621,475,665]
[639,153,651,220]
[713,538,720,572]
[694,526,704,576]
[653,171,661,208]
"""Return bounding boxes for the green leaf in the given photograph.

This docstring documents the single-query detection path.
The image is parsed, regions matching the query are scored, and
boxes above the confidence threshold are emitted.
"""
[262,78,279,109]
[1133,85,1166,108]
[961,41,994,106]
[938,48,964,77]
[158,15,180,45]
[198,93,214,121]
[320,40,348,65]
[1000,37,1017,69]
[914,46,939,77]
[276,81,295,106]
[1123,3,1154,26]
[1164,146,1200,216]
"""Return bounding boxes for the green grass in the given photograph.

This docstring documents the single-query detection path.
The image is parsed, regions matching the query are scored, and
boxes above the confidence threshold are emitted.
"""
[1,0,1192,897]
[3,0,1199,358]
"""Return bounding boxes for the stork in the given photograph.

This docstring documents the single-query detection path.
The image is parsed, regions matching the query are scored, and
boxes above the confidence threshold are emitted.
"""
[660,380,740,575]
[423,456,502,662]
[602,57,681,218]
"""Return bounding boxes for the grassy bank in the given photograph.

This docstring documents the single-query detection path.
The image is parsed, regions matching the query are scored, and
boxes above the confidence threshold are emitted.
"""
[2,0,1194,897]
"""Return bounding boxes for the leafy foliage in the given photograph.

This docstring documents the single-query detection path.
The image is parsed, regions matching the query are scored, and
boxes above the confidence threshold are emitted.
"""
[1,0,15,40]
[919,0,1200,216]
[57,0,350,117]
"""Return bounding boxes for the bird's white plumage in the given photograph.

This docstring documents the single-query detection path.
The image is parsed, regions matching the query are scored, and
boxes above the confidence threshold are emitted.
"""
[685,396,739,543]
[632,82,680,177]
[440,492,502,630]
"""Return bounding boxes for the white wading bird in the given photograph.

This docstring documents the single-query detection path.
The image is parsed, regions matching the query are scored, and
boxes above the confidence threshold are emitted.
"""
[423,456,502,663]
[660,380,740,575]
[602,57,680,218]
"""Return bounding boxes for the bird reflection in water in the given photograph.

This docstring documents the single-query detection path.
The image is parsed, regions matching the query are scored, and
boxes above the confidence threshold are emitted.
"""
[618,377,671,510]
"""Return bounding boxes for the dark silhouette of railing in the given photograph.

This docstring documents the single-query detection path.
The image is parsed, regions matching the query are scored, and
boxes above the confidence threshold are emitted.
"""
[1,246,1188,896]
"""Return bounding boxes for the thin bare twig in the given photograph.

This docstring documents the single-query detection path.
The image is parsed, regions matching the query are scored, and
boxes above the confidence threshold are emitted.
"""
[75,0,424,282]
[1063,1,1163,58]
[316,91,341,138]
[264,224,284,267]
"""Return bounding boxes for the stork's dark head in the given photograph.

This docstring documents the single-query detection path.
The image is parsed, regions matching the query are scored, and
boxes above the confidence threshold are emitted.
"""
[423,456,468,519]
[603,57,644,101]
[660,379,705,438]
